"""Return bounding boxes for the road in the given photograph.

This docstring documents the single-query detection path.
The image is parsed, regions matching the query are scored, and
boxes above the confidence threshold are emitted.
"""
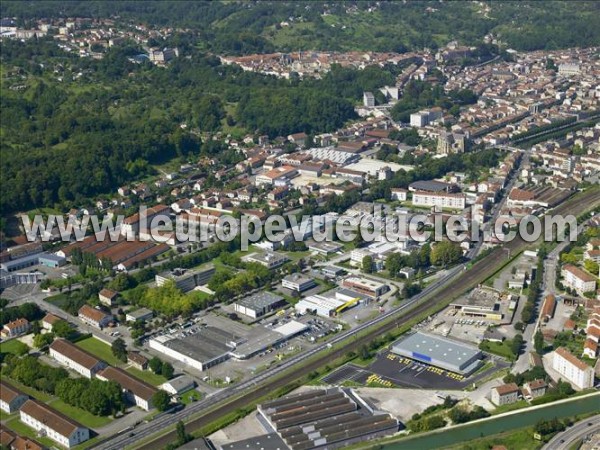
[7,291,118,346]
[513,220,586,374]
[542,414,600,450]
[92,186,599,450]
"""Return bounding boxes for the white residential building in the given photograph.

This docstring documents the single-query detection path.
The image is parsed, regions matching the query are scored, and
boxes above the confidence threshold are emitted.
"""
[412,191,466,210]
[491,383,519,405]
[390,188,408,201]
[561,264,597,295]
[96,367,157,411]
[0,380,28,414]
[551,347,595,390]
[20,399,90,448]
[49,339,107,379]
[78,305,113,329]
[1,318,30,338]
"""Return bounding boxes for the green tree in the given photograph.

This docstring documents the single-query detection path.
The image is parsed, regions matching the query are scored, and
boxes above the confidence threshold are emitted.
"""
[534,330,544,354]
[112,338,127,362]
[33,332,54,349]
[52,320,76,339]
[430,241,462,267]
[152,390,171,412]
[162,362,174,379]
[176,421,191,445]
[31,320,41,335]
[149,357,163,374]
[511,334,524,356]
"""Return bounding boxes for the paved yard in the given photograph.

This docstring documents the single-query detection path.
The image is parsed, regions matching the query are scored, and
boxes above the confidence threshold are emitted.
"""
[322,350,507,391]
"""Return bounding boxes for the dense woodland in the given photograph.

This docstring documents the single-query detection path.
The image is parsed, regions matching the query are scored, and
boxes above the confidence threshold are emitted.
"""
[3,1,599,53]
[0,38,397,215]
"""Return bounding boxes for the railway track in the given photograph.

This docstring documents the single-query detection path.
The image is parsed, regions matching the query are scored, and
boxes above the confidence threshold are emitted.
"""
[96,187,599,450]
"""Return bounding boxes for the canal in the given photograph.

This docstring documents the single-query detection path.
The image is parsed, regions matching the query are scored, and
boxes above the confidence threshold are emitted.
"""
[381,393,600,449]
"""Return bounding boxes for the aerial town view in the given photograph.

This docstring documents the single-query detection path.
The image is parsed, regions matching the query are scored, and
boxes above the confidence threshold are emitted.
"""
[0,1,599,450]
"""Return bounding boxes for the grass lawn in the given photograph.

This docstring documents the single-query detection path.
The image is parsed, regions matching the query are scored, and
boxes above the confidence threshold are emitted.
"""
[441,427,542,450]
[5,417,57,448]
[76,337,122,366]
[47,399,113,428]
[491,399,529,415]
[0,410,15,420]
[180,389,202,405]
[73,435,102,450]
[479,340,516,361]
[126,367,166,386]
[0,339,29,355]
[45,292,71,309]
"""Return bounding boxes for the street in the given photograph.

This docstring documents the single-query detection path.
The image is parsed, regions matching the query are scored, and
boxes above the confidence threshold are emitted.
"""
[542,414,600,450]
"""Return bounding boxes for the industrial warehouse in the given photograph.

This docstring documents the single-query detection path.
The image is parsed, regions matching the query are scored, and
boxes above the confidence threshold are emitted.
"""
[219,388,399,450]
[233,291,287,319]
[391,331,483,375]
[294,288,366,318]
[149,320,308,371]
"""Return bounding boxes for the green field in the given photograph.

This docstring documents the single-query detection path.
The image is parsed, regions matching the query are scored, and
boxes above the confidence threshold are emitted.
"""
[441,427,542,450]
[0,410,15,420]
[479,340,516,361]
[48,399,113,428]
[126,367,167,386]
[180,390,202,405]
[0,339,30,355]
[76,337,122,366]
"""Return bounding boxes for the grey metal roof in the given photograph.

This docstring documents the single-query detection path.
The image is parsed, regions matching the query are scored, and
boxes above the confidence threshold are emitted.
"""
[235,291,284,310]
[391,331,481,365]
[164,326,236,362]
[220,433,289,450]
[409,180,452,192]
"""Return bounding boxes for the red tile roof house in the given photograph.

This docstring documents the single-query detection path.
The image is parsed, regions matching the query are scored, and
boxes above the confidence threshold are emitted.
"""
[41,313,62,331]
[490,383,519,406]
[0,425,45,450]
[98,288,118,307]
[127,352,149,370]
[1,318,30,338]
[19,399,90,448]
[49,339,107,379]
[78,305,113,329]
[0,380,28,414]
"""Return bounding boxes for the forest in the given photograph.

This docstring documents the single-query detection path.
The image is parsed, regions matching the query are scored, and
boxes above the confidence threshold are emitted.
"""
[0,38,396,215]
[2,1,599,53]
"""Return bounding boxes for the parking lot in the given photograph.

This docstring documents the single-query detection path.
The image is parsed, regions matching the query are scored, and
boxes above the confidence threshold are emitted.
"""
[322,364,372,385]
[368,351,468,389]
[323,349,505,390]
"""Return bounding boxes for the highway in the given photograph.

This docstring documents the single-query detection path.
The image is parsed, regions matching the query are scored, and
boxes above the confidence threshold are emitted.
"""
[542,414,600,450]
[92,187,600,450]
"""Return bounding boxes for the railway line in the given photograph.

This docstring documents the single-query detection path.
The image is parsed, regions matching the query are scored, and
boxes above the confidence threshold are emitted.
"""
[94,187,599,450]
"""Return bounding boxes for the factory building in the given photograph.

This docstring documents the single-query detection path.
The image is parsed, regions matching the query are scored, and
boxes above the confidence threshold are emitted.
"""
[233,292,287,319]
[253,388,399,450]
